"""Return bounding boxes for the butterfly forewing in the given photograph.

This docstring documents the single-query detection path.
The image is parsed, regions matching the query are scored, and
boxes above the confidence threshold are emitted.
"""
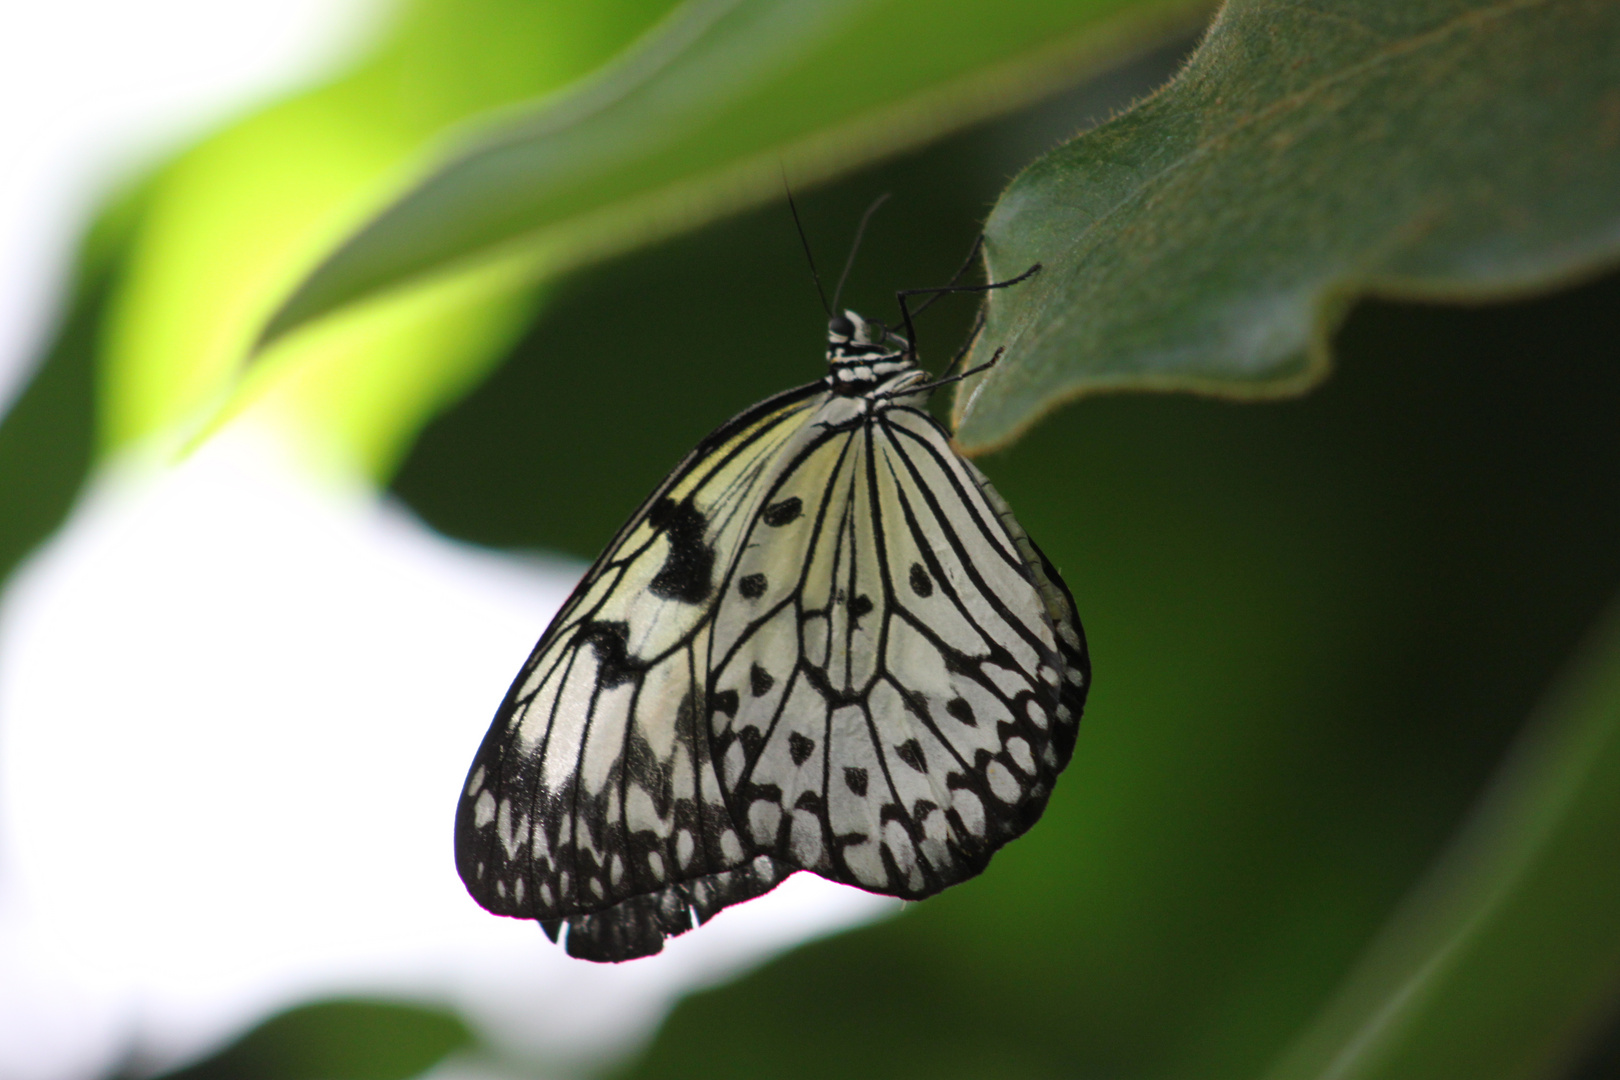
[456,386,820,959]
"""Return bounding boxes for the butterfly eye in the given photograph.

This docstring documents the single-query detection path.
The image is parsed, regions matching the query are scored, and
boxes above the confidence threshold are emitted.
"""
[828,312,855,339]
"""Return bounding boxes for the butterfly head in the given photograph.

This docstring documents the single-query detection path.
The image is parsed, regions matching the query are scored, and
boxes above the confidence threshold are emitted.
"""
[826,309,917,396]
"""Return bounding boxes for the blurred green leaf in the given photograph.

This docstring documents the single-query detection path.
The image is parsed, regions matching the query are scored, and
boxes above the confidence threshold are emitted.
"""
[102,0,680,475]
[253,0,1211,356]
[1262,600,1620,1080]
[955,0,1620,451]
[0,178,151,593]
[150,999,471,1080]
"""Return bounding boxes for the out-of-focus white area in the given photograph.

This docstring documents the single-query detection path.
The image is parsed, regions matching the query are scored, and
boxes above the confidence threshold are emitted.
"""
[0,6,897,1076]
[0,0,383,414]
[0,428,897,1080]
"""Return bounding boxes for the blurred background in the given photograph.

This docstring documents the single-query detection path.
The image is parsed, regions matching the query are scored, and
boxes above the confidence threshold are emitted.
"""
[1,1,1618,1078]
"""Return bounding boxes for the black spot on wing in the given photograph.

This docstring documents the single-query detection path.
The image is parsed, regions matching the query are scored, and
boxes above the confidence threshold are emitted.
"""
[946,697,976,726]
[738,572,767,599]
[647,498,713,604]
[749,663,774,697]
[762,496,803,526]
[909,562,933,597]
[895,739,927,773]
[850,594,873,622]
[788,732,815,766]
[577,621,640,687]
[712,688,740,718]
[844,767,868,796]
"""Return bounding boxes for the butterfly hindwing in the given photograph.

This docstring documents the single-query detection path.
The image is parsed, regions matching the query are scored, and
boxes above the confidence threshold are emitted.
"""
[709,395,1087,898]
[880,404,1087,784]
[455,385,819,960]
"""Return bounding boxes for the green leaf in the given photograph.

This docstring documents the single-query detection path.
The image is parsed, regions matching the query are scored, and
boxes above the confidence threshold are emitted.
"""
[151,999,471,1080]
[1261,597,1620,1080]
[101,0,681,474]
[954,0,1620,451]
[0,180,143,597]
[254,0,1212,355]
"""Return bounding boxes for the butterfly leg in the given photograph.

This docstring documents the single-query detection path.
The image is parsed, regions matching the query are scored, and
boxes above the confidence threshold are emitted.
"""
[878,347,1006,401]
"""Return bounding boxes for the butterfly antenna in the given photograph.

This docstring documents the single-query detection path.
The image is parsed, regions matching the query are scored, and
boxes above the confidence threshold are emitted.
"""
[895,261,1042,365]
[784,178,830,317]
[909,234,985,320]
[832,192,890,314]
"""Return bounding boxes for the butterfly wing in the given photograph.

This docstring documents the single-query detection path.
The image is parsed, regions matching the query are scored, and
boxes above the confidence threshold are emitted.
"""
[708,397,1088,897]
[456,383,825,961]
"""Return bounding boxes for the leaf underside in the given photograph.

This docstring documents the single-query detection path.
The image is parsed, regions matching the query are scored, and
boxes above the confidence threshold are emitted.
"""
[956,0,1620,450]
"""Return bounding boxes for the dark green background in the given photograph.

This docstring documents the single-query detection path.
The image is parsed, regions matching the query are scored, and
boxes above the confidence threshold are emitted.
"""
[0,31,1588,1080]
[384,43,1620,1080]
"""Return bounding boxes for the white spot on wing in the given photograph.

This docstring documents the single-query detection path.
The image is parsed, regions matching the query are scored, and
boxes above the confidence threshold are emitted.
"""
[515,654,566,752]
[881,819,914,879]
[472,790,496,828]
[981,662,1029,700]
[748,800,781,844]
[634,653,689,760]
[496,800,530,858]
[540,645,600,791]
[841,835,885,888]
[1006,737,1035,774]
[951,788,985,837]
[986,761,1020,804]
[1025,699,1049,730]
[626,785,665,834]
[790,812,823,868]
[579,679,635,795]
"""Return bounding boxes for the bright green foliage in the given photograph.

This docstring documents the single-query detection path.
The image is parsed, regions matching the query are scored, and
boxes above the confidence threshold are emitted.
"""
[157,999,471,1080]
[955,0,1620,450]
[119,0,1206,479]
[254,0,1210,355]
[101,0,679,472]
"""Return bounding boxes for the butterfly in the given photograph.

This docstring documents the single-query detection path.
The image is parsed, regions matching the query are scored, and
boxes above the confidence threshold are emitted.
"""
[455,248,1088,962]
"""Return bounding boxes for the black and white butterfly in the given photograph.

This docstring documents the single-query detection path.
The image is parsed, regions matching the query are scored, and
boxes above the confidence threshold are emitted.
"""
[455,249,1088,961]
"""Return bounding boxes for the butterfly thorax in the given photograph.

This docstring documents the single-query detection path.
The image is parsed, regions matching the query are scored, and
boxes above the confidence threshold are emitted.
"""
[825,309,922,399]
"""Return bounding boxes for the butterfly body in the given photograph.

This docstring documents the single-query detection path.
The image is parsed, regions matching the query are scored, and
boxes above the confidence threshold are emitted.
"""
[456,310,1088,961]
